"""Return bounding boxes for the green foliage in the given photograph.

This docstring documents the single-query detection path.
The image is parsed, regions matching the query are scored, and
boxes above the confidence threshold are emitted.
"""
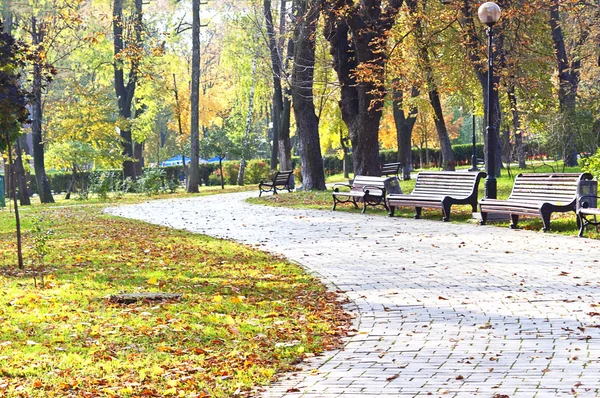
[89,171,118,200]
[138,168,167,196]
[0,22,29,152]
[582,148,600,180]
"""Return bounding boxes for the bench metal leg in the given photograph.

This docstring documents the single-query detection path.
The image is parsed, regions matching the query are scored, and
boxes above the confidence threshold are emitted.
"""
[388,206,395,217]
[441,201,451,222]
[479,212,487,225]
[509,214,519,228]
[578,213,586,237]
[540,212,551,232]
[414,207,422,220]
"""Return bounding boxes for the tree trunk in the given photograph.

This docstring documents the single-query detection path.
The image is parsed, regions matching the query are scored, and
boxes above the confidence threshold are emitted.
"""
[507,85,526,168]
[408,1,454,172]
[429,88,454,171]
[279,37,294,171]
[14,137,31,205]
[392,84,418,180]
[5,133,24,269]
[30,17,54,203]
[187,0,201,192]
[65,165,78,200]
[324,0,403,177]
[265,0,282,170]
[292,0,326,190]
[237,55,258,186]
[549,0,580,166]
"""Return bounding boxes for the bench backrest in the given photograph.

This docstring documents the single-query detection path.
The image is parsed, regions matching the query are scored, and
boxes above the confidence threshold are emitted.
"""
[508,173,593,203]
[272,170,293,185]
[381,162,401,177]
[412,171,486,198]
[351,176,388,194]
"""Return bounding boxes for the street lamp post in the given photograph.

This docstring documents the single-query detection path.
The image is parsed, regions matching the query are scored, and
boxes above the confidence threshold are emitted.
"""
[478,2,501,199]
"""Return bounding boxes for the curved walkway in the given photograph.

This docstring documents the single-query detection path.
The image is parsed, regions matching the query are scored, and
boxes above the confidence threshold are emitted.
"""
[107,192,600,397]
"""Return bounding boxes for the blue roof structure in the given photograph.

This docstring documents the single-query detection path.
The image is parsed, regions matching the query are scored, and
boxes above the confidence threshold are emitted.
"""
[160,155,207,167]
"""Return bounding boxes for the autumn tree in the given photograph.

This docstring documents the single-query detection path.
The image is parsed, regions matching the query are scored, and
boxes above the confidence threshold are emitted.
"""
[323,0,403,176]
[291,0,326,190]
[10,0,81,203]
[113,0,144,179]
[264,0,292,171]
[407,0,454,171]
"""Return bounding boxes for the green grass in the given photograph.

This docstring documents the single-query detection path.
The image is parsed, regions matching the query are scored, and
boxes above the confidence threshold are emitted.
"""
[0,190,349,397]
[249,165,599,239]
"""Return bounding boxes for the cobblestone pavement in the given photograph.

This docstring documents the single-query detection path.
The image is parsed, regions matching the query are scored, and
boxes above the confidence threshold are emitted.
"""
[107,192,600,398]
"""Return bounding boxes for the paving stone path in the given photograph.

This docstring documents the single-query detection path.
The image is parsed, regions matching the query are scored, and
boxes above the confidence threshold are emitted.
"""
[107,192,600,398]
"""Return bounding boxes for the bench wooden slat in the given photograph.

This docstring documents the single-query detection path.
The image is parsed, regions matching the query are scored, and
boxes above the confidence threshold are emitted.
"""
[387,171,486,221]
[479,172,593,231]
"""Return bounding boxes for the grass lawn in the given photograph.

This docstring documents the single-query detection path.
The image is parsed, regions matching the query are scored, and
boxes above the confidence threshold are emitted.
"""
[0,188,350,397]
[249,164,599,239]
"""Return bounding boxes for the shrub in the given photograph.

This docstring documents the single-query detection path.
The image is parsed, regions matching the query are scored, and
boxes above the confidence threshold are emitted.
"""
[222,162,240,185]
[245,160,271,184]
[121,177,138,193]
[89,171,118,200]
[138,168,166,195]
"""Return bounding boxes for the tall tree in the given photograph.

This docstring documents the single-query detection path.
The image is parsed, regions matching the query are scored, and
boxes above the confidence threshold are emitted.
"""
[264,0,293,171]
[408,0,454,171]
[113,0,144,179]
[324,0,403,176]
[0,19,29,268]
[549,0,584,166]
[19,2,69,204]
[237,54,259,185]
[291,0,326,190]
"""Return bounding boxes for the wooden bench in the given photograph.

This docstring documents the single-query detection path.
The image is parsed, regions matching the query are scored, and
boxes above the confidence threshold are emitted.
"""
[332,175,401,213]
[381,162,401,179]
[386,171,486,221]
[577,194,600,237]
[258,170,293,197]
[479,173,593,232]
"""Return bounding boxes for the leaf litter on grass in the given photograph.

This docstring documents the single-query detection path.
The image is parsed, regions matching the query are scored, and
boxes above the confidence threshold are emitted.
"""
[0,205,351,397]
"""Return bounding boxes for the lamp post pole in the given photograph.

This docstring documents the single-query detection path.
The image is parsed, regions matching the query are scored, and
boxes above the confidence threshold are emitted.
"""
[469,112,479,171]
[478,2,501,199]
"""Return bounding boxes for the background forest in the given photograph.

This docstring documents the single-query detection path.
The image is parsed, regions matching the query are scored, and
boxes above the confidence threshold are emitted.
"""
[1,0,600,201]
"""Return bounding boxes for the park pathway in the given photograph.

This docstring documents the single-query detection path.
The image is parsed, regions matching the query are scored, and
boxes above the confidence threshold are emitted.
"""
[107,192,600,397]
